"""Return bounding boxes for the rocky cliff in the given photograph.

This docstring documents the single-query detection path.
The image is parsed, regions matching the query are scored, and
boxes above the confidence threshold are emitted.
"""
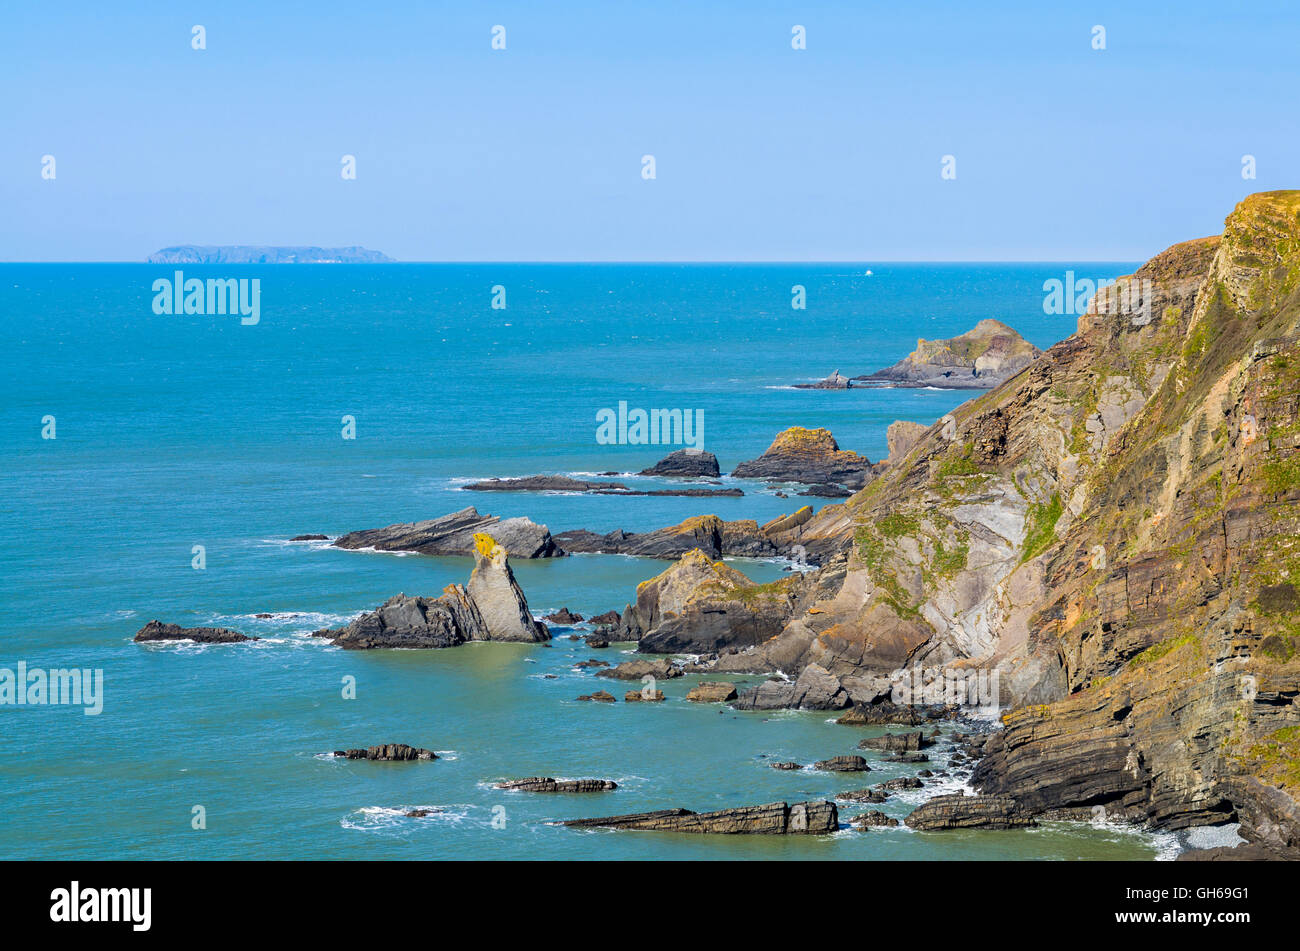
[666,192,1300,853]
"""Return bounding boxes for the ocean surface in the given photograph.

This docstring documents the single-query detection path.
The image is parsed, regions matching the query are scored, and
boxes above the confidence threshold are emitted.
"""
[1,261,1203,860]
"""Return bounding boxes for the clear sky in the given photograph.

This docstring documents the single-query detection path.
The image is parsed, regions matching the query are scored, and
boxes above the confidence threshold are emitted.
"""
[2,1,1297,261]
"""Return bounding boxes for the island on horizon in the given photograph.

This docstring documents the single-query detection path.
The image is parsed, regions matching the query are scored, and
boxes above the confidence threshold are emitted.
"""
[147,245,394,264]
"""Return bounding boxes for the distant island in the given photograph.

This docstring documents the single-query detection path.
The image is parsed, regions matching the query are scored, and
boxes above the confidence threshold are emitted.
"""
[147,246,394,264]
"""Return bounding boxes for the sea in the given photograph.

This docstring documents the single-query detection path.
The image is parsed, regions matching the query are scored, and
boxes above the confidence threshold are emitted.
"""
[2,261,1216,860]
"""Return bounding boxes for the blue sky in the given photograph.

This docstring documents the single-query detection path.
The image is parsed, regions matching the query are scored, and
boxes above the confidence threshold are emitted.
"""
[2,1,1297,261]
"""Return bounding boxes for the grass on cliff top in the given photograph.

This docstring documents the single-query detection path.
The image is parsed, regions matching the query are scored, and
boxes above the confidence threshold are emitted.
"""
[1019,493,1063,565]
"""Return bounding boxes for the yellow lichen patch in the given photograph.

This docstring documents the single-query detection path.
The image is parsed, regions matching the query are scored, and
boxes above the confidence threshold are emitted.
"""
[473,532,501,559]
[672,515,722,535]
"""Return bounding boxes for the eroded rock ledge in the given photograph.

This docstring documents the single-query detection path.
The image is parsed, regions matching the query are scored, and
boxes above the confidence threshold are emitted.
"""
[560,800,838,834]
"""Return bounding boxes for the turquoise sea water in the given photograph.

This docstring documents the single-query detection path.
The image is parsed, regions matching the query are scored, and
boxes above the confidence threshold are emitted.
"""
[1,262,1181,860]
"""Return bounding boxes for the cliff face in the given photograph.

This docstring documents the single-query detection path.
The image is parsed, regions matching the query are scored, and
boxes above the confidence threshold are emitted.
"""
[738,191,1300,849]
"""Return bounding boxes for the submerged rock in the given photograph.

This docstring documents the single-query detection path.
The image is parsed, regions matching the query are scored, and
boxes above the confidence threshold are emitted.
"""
[134,621,255,644]
[638,449,721,477]
[333,506,561,558]
[496,778,617,793]
[289,533,329,541]
[731,427,875,488]
[560,800,838,834]
[333,744,438,762]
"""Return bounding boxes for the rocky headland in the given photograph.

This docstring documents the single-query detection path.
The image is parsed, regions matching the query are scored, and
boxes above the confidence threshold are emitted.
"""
[731,427,876,489]
[621,192,1300,857]
[854,319,1043,389]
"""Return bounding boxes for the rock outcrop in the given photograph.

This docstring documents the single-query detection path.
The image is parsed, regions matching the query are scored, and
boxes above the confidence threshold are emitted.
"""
[496,778,617,792]
[794,370,853,390]
[732,664,852,710]
[687,681,739,703]
[333,506,561,558]
[134,621,255,644]
[731,427,876,489]
[560,800,838,834]
[556,508,834,562]
[855,319,1042,389]
[333,744,438,761]
[905,794,1037,830]
[464,475,740,498]
[324,532,547,648]
[619,549,802,654]
[638,449,721,477]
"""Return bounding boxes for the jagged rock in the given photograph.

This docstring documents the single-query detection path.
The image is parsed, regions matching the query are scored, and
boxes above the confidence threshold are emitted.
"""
[771,761,804,770]
[858,731,931,752]
[733,664,851,711]
[134,621,255,644]
[333,506,561,558]
[624,689,665,702]
[465,475,740,498]
[836,701,927,726]
[838,788,888,803]
[560,800,838,834]
[905,794,1037,830]
[574,659,609,669]
[544,607,584,625]
[687,682,739,703]
[576,690,616,703]
[326,535,546,648]
[466,533,550,642]
[289,533,329,541]
[596,659,683,681]
[886,753,931,764]
[854,319,1042,389]
[404,809,440,817]
[496,778,617,792]
[584,635,609,649]
[638,449,721,478]
[814,755,870,772]
[794,370,853,390]
[731,427,876,488]
[589,610,621,626]
[333,744,438,761]
[853,810,899,828]
[876,777,923,791]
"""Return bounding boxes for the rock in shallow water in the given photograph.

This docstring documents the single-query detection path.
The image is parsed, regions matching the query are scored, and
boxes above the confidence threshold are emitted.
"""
[333,744,438,762]
[134,620,255,644]
[496,777,617,793]
[904,793,1037,831]
[637,448,721,478]
[560,800,838,834]
[333,506,561,558]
